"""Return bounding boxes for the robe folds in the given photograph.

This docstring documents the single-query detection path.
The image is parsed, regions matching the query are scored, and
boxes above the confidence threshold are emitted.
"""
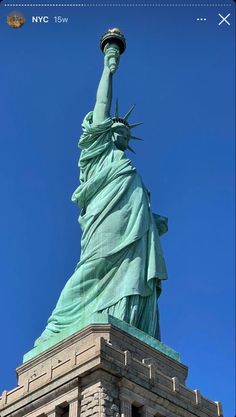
[34,112,168,346]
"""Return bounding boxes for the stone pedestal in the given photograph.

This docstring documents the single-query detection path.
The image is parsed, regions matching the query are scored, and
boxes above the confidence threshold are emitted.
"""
[0,323,223,417]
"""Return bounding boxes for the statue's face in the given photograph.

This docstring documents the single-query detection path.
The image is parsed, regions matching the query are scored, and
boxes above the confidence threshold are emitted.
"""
[112,123,130,151]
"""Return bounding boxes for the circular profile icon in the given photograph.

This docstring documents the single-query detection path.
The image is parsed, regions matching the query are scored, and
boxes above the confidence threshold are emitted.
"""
[7,11,25,29]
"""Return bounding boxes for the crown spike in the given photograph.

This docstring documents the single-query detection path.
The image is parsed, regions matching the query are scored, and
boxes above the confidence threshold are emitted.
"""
[127,145,136,154]
[124,104,136,121]
[129,122,143,129]
[130,135,143,141]
[115,98,119,118]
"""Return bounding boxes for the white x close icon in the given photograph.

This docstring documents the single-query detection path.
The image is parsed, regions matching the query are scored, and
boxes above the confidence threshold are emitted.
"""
[218,13,231,26]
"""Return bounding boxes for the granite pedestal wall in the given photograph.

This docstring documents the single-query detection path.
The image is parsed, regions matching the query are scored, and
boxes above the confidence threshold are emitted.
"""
[0,324,223,417]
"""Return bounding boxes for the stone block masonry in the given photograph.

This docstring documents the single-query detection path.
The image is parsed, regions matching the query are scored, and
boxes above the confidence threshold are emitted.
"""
[0,324,223,417]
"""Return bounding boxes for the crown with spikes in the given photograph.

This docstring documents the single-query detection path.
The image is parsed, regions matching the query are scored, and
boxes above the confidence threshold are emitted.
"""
[112,99,143,153]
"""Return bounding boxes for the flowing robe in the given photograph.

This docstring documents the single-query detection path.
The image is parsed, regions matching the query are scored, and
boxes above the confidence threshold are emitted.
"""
[35,112,167,345]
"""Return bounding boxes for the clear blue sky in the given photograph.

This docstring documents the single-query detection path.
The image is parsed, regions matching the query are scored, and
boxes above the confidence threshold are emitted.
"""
[0,1,235,416]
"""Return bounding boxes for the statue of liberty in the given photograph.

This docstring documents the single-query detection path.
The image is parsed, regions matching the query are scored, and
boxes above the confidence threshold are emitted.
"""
[35,29,168,347]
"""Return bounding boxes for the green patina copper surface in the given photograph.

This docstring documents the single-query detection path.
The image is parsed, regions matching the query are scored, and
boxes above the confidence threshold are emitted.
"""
[33,30,169,355]
[24,314,180,363]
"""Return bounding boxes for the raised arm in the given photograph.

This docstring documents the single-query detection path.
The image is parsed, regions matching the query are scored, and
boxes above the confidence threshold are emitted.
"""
[93,44,120,126]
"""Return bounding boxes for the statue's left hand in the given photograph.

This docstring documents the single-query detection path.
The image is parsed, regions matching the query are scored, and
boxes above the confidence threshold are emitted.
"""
[104,43,120,74]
